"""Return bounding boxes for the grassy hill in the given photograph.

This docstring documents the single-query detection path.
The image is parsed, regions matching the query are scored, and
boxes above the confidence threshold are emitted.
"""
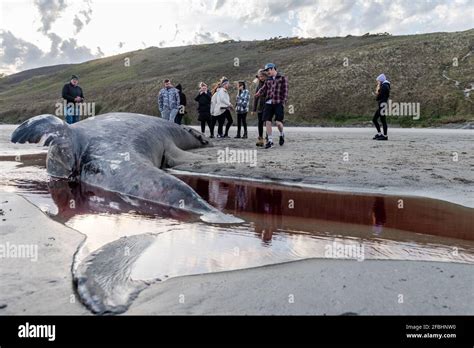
[0,29,473,126]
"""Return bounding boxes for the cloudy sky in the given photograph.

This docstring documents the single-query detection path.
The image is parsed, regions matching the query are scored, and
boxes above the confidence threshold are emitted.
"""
[1,0,473,75]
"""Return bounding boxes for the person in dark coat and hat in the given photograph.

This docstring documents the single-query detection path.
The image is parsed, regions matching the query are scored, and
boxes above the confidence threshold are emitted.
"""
[62,74,84,124]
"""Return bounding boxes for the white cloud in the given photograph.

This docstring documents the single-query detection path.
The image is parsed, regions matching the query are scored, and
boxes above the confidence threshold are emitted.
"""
[293,0,474,37]
[186,29,234,45]
[0,30,101,74]
[34,0,67,34]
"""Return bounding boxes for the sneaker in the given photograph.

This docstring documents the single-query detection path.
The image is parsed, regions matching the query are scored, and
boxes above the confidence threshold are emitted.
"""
[265,141,274,149]
[210,135,215,138]
[373,134,382,140]
[242,133,248,139]
[256,137,264,147]
[279,135,285,146]
[377,135,388,141]
[234,135,241,139]
[217,134,223,138]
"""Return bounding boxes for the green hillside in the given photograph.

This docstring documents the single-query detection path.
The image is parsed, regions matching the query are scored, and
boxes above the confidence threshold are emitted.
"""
[0,29,473,126]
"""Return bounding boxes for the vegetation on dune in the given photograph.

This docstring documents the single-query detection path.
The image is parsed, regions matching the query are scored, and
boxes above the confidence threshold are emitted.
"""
[0,29,473,126]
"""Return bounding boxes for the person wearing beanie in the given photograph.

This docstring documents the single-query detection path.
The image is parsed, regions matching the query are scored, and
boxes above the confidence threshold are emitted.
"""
[61,74,84,124]
[372,73,391,140]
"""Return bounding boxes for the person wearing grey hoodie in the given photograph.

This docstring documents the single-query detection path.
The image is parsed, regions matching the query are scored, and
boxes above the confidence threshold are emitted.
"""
[372,73,390,140]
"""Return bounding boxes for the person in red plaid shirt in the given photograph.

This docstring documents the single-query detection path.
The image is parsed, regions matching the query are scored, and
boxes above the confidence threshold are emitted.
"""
[255,63,288,148]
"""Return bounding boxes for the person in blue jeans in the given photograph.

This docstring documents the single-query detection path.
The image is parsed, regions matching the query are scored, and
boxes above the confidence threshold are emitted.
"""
[62,75,84,124]
[235,81,250,138]
[158,79,180,122]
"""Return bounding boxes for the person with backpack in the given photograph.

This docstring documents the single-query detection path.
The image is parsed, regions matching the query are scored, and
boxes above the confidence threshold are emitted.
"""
[235,81,250,139]
[175,84,187,125]
[252,69,267,146]
[211,78,234,138]
[372,73,390,140]
[195,82,213,137]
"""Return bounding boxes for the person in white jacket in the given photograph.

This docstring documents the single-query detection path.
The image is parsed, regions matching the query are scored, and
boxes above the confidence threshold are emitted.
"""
[211,78,234,138]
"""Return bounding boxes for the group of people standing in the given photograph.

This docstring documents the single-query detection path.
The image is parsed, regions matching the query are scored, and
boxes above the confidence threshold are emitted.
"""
[62,65,389,144]
[208,77,251,139]
[163,77,254,141]
[185,62,289,149]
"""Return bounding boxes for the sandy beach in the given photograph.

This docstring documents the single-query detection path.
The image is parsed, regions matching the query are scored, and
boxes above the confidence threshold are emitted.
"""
[177,127,474,208]
[0,193,88,315]
[0,126,473,315]
[127,258,474,315]
[129,126,474,315]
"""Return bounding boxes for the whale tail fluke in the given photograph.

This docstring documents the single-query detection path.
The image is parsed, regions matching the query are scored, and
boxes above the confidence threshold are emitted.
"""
[200,211,244,224]
[11,114,70,145]
[74,234,156,314]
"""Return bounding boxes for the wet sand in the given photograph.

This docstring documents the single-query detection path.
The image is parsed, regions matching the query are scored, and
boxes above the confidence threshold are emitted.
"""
[176,127,474,208]
[127,258,474,315]
[0,193,88,315]
[131,126,474,314]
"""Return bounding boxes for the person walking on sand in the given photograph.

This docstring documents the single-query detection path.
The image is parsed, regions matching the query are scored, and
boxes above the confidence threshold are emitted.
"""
[195,82,213,137]
[372,73,390,141]
[235,81,250,139]
[211,78,234,138]
[255,63,288,149]
[62,74,84,124]
[158,79,180,122]
[175,83,187,125]
[252,69,267,146]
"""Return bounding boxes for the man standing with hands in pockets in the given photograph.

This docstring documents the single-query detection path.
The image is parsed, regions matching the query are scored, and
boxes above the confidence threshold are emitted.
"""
[62,74,84,124]
[255,63,288,149]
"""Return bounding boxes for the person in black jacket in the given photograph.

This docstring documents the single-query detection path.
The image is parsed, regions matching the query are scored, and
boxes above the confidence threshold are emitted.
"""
[372,73,390,140]
[194,82,213,137]
[62,75,84,124]
[175,84,187,125]
[252,69,267,146]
